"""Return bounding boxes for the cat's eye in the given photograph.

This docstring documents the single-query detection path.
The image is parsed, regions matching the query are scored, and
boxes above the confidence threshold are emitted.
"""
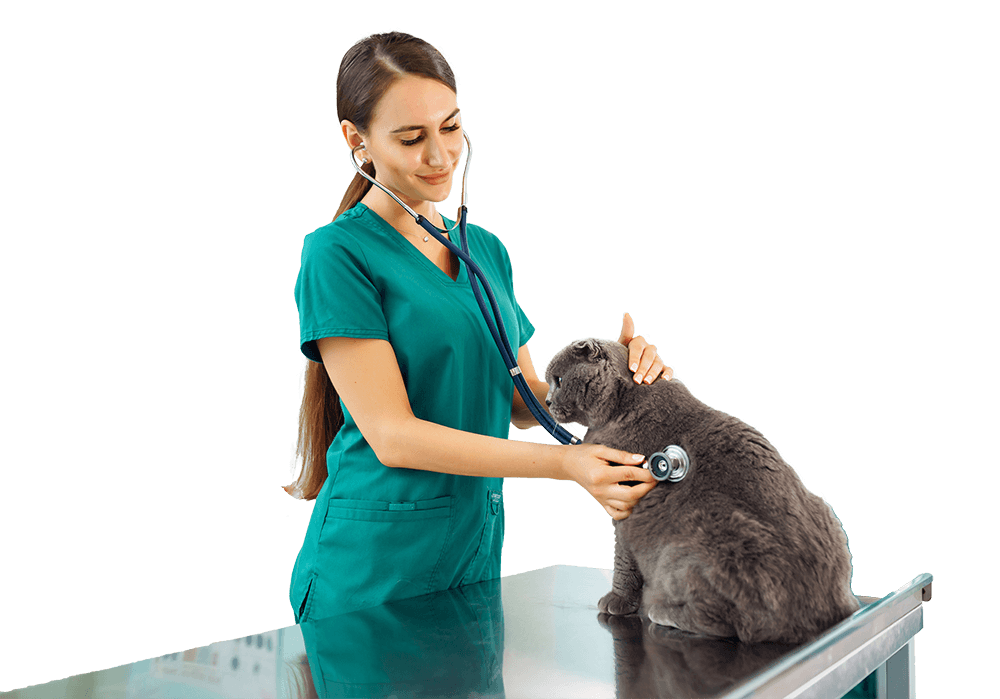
[554,376,562,388]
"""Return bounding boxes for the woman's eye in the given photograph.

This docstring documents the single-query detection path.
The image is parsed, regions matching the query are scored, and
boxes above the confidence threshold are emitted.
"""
[400,124,461,147]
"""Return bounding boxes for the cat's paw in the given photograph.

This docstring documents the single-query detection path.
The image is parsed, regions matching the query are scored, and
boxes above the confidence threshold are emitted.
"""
[597,610,643,643]
[646,603,679,629]
[598,589,640,616]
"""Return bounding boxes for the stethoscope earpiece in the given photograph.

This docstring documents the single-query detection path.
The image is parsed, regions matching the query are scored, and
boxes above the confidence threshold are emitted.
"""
[648,445,690,482]
[356,143,368,165]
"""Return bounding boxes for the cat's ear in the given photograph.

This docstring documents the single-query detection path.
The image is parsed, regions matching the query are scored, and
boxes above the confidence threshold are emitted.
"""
[570,339,604,362]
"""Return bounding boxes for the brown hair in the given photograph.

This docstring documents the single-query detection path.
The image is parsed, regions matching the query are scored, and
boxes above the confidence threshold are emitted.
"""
[283,32,457,500]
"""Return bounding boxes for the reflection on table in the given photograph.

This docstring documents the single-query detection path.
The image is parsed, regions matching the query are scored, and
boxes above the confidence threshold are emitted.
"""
[0,565,931,698]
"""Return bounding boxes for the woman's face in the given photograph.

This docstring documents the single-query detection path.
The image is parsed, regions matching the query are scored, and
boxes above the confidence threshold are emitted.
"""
[347,75,463,208]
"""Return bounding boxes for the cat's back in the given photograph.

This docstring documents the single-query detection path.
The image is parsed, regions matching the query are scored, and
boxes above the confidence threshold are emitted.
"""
[624,390,844,558]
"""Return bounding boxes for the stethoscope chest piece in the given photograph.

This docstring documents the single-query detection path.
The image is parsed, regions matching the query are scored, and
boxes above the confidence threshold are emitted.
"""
[648,445,690,482]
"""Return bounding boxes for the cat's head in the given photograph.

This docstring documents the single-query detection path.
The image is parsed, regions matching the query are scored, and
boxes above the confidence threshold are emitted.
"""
[544,338,631,427]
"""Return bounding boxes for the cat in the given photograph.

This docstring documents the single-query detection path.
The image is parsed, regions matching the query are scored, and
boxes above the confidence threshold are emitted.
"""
[544,338,860,644]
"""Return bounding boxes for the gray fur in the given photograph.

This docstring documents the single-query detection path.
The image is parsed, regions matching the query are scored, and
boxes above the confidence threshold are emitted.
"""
[545,338,860,644]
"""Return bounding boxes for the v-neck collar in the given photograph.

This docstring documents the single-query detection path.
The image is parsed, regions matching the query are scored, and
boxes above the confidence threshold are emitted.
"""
[355,203,468,286]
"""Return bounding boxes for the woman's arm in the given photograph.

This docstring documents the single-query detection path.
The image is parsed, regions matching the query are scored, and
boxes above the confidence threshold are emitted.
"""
[316,335,656,519]
[318,336,576,478]
[510,345,549,430]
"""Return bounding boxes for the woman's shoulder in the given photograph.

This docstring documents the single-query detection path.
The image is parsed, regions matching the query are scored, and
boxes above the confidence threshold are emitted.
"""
[304,205,369,244]
[465,219,510,261]
[301,206,390,265]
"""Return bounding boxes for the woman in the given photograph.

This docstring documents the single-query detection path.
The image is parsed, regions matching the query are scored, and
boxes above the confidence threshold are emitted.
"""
[284,31,672,624]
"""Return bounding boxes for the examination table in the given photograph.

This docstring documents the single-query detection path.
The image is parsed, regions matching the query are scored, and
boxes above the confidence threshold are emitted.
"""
[0,565,932,698]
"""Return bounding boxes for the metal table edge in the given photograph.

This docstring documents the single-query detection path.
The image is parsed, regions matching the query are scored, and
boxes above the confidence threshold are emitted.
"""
[716,573,933,699]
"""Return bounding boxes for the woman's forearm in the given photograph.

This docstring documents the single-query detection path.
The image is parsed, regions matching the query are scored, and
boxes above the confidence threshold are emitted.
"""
[378,414,569,479]
[511,378,551,430]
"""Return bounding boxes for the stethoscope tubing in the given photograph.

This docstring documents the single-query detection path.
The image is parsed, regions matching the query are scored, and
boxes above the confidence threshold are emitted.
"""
[349,133,580,445]
[415,209,579,445]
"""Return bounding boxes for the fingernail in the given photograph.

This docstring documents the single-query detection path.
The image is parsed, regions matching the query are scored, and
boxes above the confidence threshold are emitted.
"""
[634,373,643,383]
[630,363,638,372]
[645,375,654,384]
[632,454,644,461]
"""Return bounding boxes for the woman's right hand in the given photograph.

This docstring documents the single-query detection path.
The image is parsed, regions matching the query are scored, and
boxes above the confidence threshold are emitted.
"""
[560,444,657,520]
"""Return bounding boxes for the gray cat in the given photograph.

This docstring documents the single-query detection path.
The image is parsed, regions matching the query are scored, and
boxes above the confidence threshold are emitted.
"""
[545,338,859,644]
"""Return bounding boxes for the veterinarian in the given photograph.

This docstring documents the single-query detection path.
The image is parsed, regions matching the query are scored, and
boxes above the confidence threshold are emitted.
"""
[284,31,673,624]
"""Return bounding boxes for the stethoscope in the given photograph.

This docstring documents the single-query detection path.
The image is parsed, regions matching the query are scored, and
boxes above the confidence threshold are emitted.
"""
[349,131,688,483]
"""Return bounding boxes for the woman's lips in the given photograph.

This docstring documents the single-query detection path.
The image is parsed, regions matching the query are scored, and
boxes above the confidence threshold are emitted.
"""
[418,171,450,184]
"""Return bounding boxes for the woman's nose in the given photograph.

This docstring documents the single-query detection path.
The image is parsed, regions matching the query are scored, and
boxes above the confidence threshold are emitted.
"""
[424,133,449,168]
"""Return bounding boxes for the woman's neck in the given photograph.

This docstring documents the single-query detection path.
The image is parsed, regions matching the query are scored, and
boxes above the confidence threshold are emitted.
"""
[361,187,442,232]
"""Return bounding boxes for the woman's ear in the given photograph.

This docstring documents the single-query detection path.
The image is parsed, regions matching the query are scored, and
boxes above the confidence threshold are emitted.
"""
[341,119,365,151]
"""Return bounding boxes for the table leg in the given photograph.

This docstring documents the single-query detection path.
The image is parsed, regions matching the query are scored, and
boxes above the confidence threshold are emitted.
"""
[877,640,915,699]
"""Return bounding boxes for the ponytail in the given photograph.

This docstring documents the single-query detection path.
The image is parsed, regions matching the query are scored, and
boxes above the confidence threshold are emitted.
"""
[285,30,455,500]
[282,163,375,500]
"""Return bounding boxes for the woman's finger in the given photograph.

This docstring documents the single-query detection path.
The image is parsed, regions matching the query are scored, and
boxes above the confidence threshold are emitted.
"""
[617,312,636,346]
[627,337,668,385]
[626,335,647,376]
[635,349,675,384]
[607,484,652,508]
[606,504,630,521]
[633,343,659,383]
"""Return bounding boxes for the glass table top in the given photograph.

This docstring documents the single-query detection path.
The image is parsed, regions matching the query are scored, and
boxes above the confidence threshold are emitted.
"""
[0,565,931,698]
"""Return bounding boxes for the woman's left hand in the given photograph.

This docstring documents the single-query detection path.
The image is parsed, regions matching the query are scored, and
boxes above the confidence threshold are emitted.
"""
[618,312,673,385]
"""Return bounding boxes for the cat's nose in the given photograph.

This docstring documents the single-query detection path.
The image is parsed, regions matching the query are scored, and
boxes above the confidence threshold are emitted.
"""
[545,399,552,408]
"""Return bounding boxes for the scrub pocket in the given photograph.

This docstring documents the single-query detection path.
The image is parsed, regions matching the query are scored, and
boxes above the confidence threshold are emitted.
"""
[313,495,454,617]
[461,489,504,586]
[295,572,317,625]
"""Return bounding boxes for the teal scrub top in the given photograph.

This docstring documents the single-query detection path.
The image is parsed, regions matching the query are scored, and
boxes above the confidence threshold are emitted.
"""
[290,202,535,623]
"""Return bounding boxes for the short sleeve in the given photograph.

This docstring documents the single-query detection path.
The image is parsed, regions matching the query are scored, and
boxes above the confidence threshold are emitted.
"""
[489,229,535,349]
[510,270,535,353]
[295,228,388,362]
[514,296,535,348]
